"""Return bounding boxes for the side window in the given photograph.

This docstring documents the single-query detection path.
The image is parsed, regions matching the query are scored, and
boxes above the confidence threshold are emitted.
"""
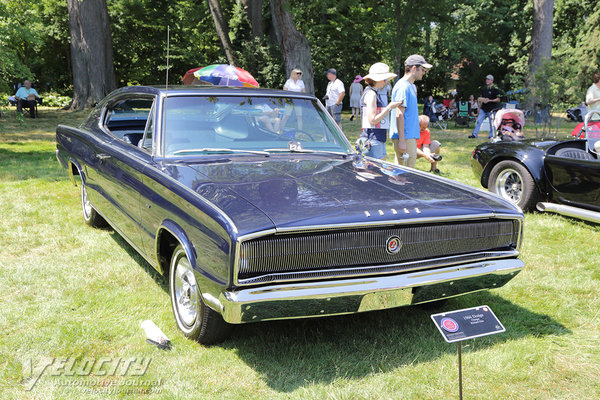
[141,102,155,151]
[104,97,154,146]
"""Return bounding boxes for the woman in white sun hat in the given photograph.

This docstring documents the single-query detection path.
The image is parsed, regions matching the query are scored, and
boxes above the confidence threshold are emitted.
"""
[359,62,402,160]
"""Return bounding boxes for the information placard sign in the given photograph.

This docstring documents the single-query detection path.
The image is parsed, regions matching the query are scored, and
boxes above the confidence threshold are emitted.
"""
[431,305,505,343]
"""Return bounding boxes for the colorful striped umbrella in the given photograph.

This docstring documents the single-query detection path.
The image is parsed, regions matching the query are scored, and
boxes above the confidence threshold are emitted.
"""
[181,67,202,85]
[192,64,259,88]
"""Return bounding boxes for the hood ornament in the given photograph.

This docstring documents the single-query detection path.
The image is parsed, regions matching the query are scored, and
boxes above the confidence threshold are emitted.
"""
[353,138,368,168]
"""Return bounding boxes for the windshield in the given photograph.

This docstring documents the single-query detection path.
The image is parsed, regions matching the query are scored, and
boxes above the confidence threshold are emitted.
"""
[163,95,352,156]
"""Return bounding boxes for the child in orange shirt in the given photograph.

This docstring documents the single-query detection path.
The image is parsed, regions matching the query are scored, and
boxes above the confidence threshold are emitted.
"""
[417,115,442,173]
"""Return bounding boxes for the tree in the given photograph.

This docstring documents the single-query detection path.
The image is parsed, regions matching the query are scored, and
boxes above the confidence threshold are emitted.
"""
[240,0,263,38]
[270,0,314,93]
[207,0,237,65]
[529,0,554,77]
[0,1,38,92]
[67,0,116,110]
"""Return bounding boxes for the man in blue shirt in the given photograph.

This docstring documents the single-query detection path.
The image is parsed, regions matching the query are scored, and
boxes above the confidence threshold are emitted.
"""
[15,80,40,118]
[390,55,432,167]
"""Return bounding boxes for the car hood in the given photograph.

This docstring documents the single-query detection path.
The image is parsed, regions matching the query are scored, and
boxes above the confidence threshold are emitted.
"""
[165,156,521,236]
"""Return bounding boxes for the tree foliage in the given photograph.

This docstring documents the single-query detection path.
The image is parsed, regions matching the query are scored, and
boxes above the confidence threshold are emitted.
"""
[0,0,595,108]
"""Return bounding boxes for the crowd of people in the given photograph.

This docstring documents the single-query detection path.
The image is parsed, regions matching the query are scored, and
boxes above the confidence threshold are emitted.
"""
[317,55,444,173]
[314,64,600,173]
[9,63,600,172]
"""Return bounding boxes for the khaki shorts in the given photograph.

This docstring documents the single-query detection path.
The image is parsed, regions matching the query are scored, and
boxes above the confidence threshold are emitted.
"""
[401,138,417,168]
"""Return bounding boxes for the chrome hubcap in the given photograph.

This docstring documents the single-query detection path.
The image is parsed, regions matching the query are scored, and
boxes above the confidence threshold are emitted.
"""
[496,169,522,204]
[174,255,198,327]
[82,185,92,219]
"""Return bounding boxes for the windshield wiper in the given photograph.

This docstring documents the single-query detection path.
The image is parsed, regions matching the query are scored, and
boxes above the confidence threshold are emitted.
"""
[264,148,350,157]
[173,148,270,156]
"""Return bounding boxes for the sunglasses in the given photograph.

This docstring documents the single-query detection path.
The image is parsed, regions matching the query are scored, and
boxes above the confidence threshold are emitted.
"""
[296,72,302,75]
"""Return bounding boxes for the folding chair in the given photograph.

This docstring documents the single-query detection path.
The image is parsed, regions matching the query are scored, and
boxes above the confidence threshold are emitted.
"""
[11,82,42,118]
[454,100,471,127]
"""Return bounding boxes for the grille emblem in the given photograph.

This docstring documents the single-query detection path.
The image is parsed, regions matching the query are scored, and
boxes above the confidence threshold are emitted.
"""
[386,236,402,254]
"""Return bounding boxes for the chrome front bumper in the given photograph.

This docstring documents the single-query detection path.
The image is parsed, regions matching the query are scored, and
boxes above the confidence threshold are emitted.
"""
[216,258,523,324]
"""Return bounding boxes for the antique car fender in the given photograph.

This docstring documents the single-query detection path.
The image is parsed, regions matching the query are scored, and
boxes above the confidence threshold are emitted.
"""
[474,141,550,196]
[156,219,198,274]
[67,157,88,188]
[55,146,84,187]
[155,218,227,313]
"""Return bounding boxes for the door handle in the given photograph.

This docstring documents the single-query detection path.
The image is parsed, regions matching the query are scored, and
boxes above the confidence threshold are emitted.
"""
[96,153,111,161]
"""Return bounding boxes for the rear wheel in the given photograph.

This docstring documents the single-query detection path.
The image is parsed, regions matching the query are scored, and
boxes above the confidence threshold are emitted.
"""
[81,182,106,227]
[489,160,538,211]
[169,245,232,345]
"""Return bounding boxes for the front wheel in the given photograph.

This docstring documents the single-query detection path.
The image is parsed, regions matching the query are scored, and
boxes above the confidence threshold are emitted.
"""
[169,245,232,345]
[489,160,538,211]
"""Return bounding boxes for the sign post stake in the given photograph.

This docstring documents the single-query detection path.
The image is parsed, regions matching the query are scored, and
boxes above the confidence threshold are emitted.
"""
[458,341,463,400]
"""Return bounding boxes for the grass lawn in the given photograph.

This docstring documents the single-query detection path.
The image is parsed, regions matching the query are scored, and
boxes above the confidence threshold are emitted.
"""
[1,107,599,399]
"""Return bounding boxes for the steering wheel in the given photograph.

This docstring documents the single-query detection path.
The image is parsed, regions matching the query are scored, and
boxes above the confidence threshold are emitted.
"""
[282,129,317,142]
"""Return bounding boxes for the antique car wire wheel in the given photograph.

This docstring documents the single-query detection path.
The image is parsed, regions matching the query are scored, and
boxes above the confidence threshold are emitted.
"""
[495,168,523,204]
[171,248,200,330]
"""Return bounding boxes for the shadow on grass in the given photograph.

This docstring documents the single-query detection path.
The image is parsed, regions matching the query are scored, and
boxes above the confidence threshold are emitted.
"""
[108,231,168,292]
[0,147,69,182]
[223,292,569,393]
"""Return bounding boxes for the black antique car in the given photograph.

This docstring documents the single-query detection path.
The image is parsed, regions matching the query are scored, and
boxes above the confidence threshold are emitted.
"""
[471,111,600,223]
[57,86,524,344]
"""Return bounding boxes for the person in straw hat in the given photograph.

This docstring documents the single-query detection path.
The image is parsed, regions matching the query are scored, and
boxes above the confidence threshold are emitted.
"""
[359,62,402,160]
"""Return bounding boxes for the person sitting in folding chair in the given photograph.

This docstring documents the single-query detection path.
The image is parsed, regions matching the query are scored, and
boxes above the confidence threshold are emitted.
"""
[424,95,446,131]
[15,80,41,118]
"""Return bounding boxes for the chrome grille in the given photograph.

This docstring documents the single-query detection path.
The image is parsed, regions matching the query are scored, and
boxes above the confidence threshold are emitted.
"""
[238,220,519,281]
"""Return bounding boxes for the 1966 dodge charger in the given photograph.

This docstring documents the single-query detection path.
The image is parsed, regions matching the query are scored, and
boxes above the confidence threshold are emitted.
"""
[56,86,524,344]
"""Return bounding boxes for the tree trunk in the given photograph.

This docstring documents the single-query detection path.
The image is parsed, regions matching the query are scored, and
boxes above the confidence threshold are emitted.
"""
[207,0,237,65]
[270,0,314,94]
[529,0,554,76]
[67,0,116,110]
[240,0,263,38]
[392,0,417,77]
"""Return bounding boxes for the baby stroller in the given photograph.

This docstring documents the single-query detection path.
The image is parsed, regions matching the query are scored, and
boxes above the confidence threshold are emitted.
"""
[493,109,525,141]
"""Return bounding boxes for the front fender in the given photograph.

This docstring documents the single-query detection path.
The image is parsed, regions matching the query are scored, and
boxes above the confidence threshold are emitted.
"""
[477,144,548,195]
[156,219,198,272]
[156,219,228,313]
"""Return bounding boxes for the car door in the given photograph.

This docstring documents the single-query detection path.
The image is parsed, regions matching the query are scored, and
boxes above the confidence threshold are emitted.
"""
[544,153,600,210]
[93,95,156,255]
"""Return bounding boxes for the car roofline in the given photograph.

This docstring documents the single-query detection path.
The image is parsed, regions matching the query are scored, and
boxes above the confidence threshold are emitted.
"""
[109,85,316,100]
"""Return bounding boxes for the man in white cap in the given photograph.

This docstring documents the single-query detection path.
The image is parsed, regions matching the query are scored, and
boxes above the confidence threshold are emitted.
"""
[389,54,432,167]
[468,74,501,138]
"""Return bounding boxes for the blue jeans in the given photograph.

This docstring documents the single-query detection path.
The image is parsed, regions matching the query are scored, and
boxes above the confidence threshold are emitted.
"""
[472,109,494,138]
[365,139,387,160]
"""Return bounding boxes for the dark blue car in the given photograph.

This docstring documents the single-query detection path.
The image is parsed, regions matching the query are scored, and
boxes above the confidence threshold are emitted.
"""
[56,86,524,344]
